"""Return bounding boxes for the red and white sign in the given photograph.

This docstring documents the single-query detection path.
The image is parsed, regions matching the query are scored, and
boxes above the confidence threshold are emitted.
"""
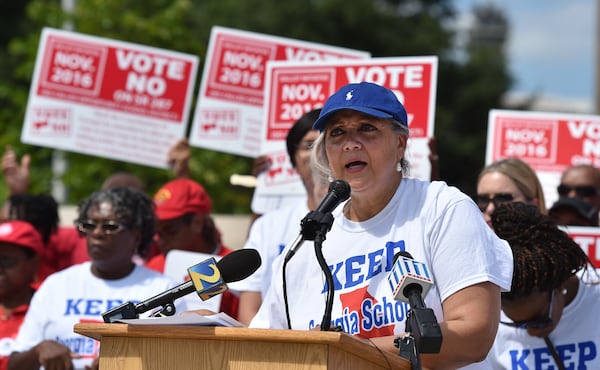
[253,56,438,197]
[486,109,600,207]
[22,27,199,168]
[561,226,600,268]
[188,26,370,158]
[264,57,437,144]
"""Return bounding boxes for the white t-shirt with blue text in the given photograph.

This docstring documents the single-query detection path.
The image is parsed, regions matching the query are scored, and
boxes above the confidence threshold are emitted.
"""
[488,277,600,369]
[12,262,188,369]
[251,178,513,370]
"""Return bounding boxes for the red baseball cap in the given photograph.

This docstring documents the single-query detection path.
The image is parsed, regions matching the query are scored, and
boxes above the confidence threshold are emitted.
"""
[153,178,212,220]
[0,221,44,255]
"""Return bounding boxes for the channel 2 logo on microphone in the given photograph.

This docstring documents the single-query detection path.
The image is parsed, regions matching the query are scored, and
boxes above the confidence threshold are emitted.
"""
[188,257,227,300]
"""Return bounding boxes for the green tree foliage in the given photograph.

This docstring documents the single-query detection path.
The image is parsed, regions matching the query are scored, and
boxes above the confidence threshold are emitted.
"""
[0,0,511,209]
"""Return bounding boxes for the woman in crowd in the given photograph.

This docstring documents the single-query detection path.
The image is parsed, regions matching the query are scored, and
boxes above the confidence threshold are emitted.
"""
[488,202,600,369]
[476,157,546,229]
[8,187,187,370]
[250,81,513,369]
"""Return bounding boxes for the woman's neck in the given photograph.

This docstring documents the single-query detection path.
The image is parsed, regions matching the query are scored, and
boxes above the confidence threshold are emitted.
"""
[344,176,402,221]
[91,261,136,280]
[561,275,580,307]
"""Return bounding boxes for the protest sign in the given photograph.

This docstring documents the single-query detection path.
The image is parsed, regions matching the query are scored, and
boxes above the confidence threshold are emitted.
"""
[253,56,438,200]
[561,226,600,268]
[188,26,370,158]
[486,109,600,207]
[22,27,199,168]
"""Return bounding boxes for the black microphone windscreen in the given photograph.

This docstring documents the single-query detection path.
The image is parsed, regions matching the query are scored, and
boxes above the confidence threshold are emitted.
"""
[330,180,351,200]
[217,248,261,283]
[393,250,413,264]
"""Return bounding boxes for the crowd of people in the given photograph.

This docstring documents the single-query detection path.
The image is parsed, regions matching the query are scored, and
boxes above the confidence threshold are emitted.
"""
[0,81,599,369]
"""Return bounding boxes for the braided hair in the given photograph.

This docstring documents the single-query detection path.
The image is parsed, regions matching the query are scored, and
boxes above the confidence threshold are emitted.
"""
[8,194,59,244]
[491,202,591,300]
[76,186,156,258]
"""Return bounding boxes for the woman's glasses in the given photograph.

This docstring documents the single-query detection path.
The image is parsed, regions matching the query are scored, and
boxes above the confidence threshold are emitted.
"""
[500,290,555,329]
[76,220,126,235]
[557,184,600,197]
[475,193,515,212]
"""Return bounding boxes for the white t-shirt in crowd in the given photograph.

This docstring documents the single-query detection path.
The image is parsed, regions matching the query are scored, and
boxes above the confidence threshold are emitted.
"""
[488,277,600,369]
[12,262,188,369]
[251,178,513,370]
[229,197,309,298]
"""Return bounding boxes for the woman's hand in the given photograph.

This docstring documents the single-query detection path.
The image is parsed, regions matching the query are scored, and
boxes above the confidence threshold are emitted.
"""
[36,340,76,370]
[1,145,30,195]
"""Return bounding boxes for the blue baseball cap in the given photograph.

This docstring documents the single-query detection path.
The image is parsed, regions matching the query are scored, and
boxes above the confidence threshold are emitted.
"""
[312,82,408,131]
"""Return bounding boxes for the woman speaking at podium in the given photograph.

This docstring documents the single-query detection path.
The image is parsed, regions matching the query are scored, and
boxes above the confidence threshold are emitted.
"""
[250,82,513,370]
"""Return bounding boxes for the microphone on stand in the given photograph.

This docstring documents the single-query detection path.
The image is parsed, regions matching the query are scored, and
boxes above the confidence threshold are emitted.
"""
[102,249,261,323]
[388,251,442,370]
[282,179,350,330]
[284,179,351,262]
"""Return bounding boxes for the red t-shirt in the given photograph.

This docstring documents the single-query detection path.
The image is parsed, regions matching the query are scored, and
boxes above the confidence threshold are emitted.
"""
[0,303,29,370]
[145,245,239,319]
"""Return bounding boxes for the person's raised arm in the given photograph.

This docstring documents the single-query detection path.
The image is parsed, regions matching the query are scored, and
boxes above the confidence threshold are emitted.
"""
[2,145,30,195]
[167,138,191,179]
[370,281,501,370]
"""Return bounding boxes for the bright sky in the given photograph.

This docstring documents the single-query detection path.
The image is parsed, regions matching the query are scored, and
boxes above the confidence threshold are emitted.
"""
[454,0,596,105]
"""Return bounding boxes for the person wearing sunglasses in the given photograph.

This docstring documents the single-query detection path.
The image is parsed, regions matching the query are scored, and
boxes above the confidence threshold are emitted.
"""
[487,202,600,369]
[7,187,188,370]
[476,158,547,229]
[557,164,600,225]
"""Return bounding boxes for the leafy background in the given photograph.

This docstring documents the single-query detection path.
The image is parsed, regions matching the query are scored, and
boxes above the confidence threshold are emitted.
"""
[0,0,514,212]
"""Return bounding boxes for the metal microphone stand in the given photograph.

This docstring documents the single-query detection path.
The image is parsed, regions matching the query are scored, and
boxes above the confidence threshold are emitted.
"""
[394,295,443,370]
[395,311,422,370]
[102,300,176,323]
[300,210,341,332]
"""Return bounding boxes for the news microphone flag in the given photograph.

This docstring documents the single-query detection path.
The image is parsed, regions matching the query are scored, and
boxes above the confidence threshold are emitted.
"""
[188,257,227,300]
[388,255,433,304]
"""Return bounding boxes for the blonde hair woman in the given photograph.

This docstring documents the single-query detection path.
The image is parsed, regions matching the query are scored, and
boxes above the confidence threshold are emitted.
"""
[477,158,546,229]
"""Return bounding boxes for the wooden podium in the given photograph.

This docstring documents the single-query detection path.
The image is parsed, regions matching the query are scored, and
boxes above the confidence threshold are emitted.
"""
[74,323,410,370]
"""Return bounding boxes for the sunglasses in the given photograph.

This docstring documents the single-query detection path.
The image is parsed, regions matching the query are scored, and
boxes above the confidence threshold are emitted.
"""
[500,290,555,329]
[76,220,126,235]
[475,193,515,212]
[557,184,600,197]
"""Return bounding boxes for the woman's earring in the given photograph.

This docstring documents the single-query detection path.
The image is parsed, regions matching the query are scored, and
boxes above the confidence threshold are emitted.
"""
[396,162,402,172]
[328,175,334,182]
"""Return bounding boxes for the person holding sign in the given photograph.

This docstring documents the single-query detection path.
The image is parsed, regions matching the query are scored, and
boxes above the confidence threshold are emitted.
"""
[487,202,600,369]
[231,109,325,325]
[250,82,513,369]
[476,157,547,229]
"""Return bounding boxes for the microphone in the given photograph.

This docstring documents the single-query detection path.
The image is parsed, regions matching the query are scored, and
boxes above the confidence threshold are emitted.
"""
[313,179,352,214]
[102,249,261,323]
[284,180,351,262]
[388,251,442,354]
[388,251,433,306]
